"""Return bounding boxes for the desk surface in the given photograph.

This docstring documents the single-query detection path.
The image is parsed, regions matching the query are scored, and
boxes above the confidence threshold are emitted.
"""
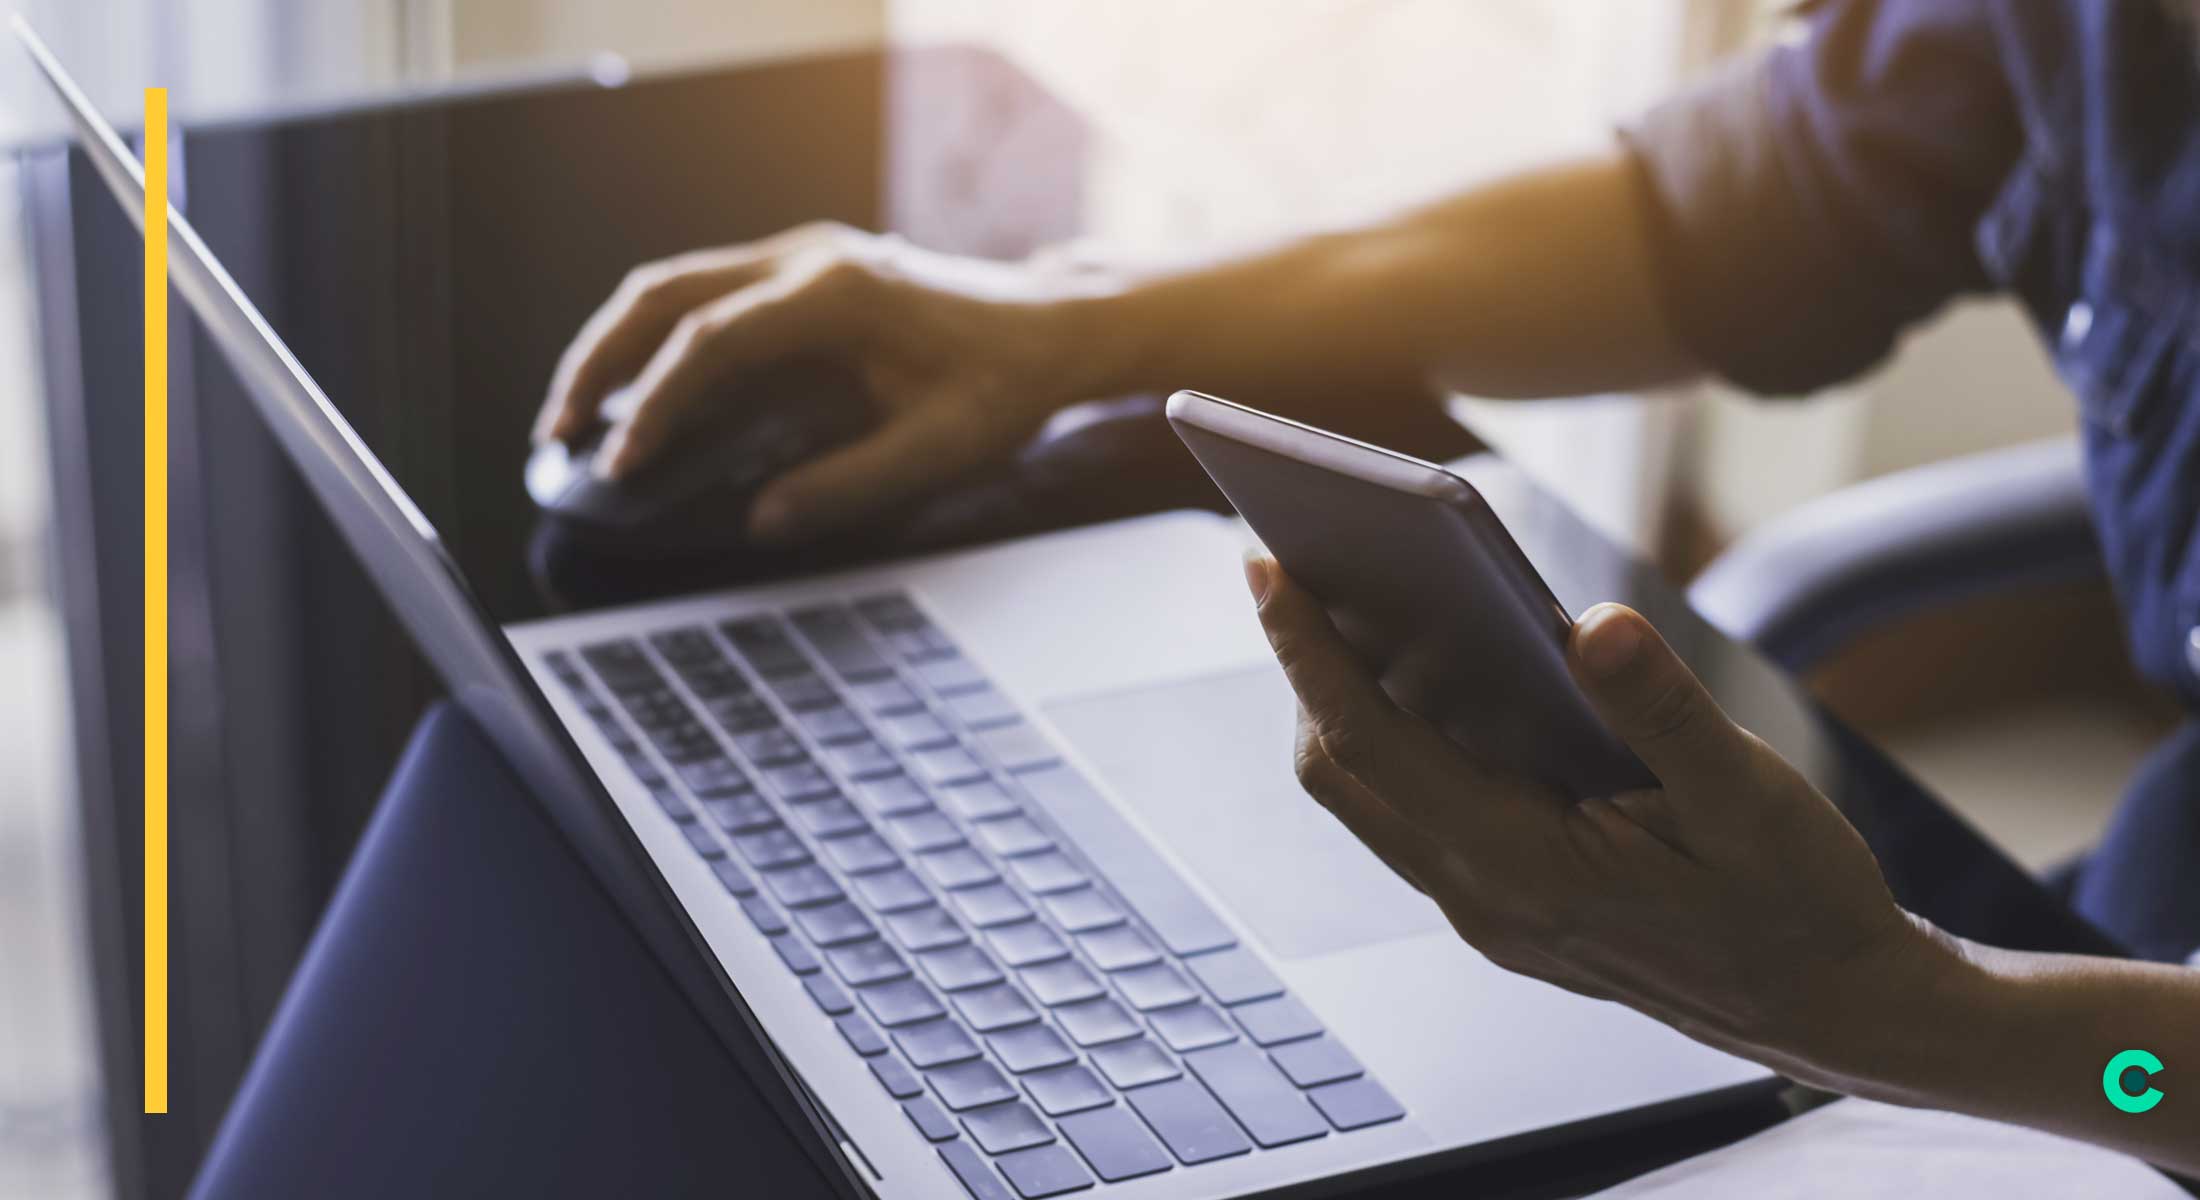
[26,42,2117,1200]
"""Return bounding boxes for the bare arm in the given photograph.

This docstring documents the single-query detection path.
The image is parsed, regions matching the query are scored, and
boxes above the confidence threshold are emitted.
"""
[1822,938,2200,1174]
[537,143,1696,542]
[1079,145,1700,407]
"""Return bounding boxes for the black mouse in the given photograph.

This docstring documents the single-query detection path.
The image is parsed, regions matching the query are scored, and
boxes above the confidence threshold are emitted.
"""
[525,358,873,547]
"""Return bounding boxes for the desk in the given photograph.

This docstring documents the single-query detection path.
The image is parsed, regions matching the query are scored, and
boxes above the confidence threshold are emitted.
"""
[23,44,2111,1200]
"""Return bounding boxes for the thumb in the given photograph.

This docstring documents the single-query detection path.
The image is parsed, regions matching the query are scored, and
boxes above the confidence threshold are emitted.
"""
[1566,603,1752,793]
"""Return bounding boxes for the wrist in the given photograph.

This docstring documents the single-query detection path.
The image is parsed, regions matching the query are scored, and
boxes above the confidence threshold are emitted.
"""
[1779,914,1998,1105]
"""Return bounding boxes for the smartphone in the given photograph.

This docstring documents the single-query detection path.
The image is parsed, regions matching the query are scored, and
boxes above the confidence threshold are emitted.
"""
[1167,390,1655,801]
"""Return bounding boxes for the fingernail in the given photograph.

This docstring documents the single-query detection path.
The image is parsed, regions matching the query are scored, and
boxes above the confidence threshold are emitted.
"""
[750,492,798,544]
[1241,551,1271,602]
[1575,604,1642,678]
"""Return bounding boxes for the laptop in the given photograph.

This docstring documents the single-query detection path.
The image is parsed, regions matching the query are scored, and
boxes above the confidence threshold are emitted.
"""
[20,21,1772,1197]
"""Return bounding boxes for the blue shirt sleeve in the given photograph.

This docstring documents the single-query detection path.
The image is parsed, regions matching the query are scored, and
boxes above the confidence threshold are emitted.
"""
[1621,0,2026,395]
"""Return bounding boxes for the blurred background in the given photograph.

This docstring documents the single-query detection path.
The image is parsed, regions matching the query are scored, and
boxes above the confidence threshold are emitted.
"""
[0,2,2171,1197]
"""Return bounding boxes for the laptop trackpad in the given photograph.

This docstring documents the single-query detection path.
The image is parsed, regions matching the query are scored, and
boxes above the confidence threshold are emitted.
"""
[1043,666,1448,960]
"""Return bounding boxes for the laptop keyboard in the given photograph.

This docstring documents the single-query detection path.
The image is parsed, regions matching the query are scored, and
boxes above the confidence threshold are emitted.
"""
[541,591,1402,1197]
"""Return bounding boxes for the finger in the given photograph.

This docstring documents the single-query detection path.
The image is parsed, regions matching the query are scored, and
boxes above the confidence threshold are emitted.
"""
[746,401,982,544]
[1247,557,1528,833]
[1245,558,1421,800]
[534,247,783,444]
[1293,711,1438,895]
[1566,603,1755,795]
[603,259,870,476]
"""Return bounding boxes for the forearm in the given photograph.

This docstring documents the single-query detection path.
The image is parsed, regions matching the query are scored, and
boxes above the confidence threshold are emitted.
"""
[1063,144,1700,411]
[1805,930,2200,1175]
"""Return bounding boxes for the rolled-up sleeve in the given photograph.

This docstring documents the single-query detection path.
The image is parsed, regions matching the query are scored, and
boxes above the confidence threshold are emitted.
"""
[1621,0,2023,395]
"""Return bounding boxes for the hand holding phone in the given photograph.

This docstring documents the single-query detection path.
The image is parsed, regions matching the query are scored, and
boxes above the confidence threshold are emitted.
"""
[1167,390,1655,800]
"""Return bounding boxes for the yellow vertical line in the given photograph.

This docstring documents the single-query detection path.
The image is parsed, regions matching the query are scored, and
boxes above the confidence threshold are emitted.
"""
[144,87,169,1118]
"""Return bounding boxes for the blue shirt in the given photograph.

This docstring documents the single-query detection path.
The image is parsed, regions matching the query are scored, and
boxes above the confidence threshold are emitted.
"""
[1625,0,2200,705]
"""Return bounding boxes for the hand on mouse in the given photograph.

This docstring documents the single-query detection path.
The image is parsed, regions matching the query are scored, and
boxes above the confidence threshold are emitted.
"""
[1242,553,1960,1088]
[534,223,1119,544]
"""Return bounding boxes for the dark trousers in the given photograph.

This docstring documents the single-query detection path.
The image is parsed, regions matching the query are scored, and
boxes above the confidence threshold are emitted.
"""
[2073,721,2200,963]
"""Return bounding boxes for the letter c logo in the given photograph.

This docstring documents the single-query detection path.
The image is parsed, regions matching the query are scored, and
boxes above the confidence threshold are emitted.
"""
[2103,1049,2164,1114]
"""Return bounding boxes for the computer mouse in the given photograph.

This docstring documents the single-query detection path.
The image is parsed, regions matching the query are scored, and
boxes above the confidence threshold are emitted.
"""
[525,358,873,544]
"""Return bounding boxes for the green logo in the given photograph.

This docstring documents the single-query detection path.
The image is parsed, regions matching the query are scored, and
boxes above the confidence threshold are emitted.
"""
[2103,1049,2164,1114]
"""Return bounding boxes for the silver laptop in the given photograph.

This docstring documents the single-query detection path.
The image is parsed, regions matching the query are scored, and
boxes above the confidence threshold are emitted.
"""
[21,21,1770,1198]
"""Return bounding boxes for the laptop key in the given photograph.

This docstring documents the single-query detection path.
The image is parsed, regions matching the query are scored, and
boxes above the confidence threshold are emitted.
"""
[964,1100,1055,1156]
[732,726,805,766]
[797,705,867,743]
[1058,1104,1174,1183]
[1233,995,1323,1046]
[762,864,844,909]
[703,692,776,732]
[1040,887,1124,934]
[732,826,810,870]
[770,935,821,975]
[1307,1077,1406,1130]
[1017,765,1238,957]
[1183,1042,1327,1147]
[1054,997,1141,1047]
[914,654,987,694]
[913,744,988,786]
[769,672,838,710]
[884,906,969,952]
[721,617,809,676]
[917,847,998,891]
[853,773,933,816]
[1125,1078,1253,1165]
[849,677,922,715]
[1019,959,1104,1008]
[893,1018,983,1069]
[1006,853,1087,896]
[675,757,749,795]
[819,831,898,876]
[803,974,855,1017]
[1149,1002,1237,1052]
[823,739,899,779]
[869,1054,925,1100]
[995,1144,1092,1198]
[678,822,726,860]
[1268,1035,1364,1088]
[1114,963,1198,1012]
[879,710,953,749]
[699,791,777,834]
[790,796,868,838]
[850,868,932,914]
[987,921,1069,968]
[792,901,875,948]
[1023,1063,1112,1117]
[837,1013,889,1057]
[739,896,789,936]
[824,939,910,987]
[952,984,1040,1033]
[709,858,757,898]
[1077,927,1159,973]
[1090,1037,1181,1090]
[917,945,1005,993]
[973,815,1053,859]
[948,882,1032,929]
[974,723,1060,772]
[763,761,837,801]
[938,1142,1014,1200]
[857,979,948,1028]
[940,779,1020,821]
[903,1095,959,1142]
[886,810,967,854]
[943,686,1019,728]
[928,1059,1018,1111]
[987,1024,1075,1074]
